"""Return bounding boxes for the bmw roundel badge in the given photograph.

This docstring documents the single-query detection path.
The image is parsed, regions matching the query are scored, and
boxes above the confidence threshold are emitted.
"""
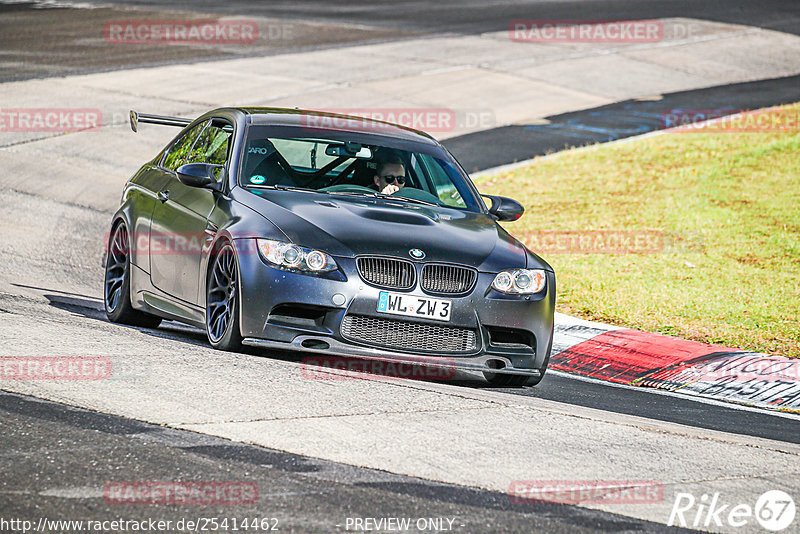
[409,248,425,259]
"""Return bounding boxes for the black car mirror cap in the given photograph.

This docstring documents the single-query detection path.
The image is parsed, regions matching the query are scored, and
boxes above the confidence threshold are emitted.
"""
[177,162,224,191]
[483,194,524,222]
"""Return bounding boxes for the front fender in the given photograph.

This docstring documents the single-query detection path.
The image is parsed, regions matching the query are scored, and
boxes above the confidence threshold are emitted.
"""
[198,197,289,314]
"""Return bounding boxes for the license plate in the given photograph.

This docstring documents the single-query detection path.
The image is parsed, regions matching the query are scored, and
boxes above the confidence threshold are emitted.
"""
[377,291,452,322]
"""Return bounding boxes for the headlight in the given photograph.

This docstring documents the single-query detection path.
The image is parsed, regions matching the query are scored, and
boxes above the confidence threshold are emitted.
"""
[256,239,337,273]
[491,269,546,294]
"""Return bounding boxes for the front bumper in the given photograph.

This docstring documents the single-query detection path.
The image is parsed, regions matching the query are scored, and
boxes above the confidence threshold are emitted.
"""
[242,336,542,377]
[235,244,555,376]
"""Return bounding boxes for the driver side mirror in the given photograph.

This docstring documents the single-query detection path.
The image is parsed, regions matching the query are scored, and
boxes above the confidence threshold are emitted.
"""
[483,195,524,222]
[176,163,224,191]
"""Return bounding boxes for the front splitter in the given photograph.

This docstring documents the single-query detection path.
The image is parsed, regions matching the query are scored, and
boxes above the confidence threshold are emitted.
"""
[242,336,541,377]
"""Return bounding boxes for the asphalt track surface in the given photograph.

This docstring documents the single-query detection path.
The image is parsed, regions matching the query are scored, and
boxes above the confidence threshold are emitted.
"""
[446,74,800,172]
[4,0,800,171]
[25,294,800,445]
[0,390,687,534]
[20,291,800,448]
[0,2,416,82]
[4,0,800,81]
[1,1,799,532]
[35,0,800,36]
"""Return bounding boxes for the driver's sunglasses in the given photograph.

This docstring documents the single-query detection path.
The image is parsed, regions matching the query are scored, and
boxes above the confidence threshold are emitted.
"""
[381,174,406,185]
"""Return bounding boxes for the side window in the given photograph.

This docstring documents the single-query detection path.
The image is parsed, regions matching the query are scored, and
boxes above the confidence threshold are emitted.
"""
[419,154,468,209]
[409,153,432,192]
[186,121,232,170]
[162,121,207,172]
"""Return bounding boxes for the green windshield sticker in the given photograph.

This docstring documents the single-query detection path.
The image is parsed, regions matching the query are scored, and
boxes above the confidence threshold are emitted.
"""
[249,175,266,185]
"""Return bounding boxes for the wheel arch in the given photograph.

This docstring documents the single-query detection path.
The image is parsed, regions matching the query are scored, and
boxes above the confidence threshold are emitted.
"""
[203,233,247,345]
[202,232,244,325]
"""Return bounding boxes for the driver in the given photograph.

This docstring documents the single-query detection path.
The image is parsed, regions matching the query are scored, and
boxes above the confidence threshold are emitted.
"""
[372,155,406,195]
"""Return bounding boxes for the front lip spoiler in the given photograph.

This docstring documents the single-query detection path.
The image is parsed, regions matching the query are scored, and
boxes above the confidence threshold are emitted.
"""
[242,335,541,377]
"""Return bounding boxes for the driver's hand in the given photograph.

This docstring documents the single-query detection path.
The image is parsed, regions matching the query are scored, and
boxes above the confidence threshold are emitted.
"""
[380,183,399,195]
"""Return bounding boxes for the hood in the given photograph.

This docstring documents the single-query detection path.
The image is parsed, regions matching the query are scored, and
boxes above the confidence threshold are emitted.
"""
[235,189,535,272]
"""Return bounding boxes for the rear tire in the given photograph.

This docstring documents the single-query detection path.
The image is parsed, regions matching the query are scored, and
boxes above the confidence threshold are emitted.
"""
[205,242,243,352]
[104,222,162,329]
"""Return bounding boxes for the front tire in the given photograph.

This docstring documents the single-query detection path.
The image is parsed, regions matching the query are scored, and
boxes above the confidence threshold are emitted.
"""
[483,372,542,387]
[104,222,162,328]
[206,242,243,351]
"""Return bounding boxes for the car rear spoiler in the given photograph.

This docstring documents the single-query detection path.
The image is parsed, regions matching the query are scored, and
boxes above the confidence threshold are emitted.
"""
[129,110,191,132]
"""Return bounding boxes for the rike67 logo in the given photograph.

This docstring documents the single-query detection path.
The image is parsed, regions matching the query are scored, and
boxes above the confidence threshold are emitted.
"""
[668,490,795,531]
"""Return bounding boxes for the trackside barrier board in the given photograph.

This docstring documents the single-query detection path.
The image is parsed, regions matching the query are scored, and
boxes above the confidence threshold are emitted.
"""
[551,319,800,413]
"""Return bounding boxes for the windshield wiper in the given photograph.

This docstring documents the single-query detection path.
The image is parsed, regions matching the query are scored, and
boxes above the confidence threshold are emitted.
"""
[372,192,439,207]
[250,184,318,193]
[326,190,439,207]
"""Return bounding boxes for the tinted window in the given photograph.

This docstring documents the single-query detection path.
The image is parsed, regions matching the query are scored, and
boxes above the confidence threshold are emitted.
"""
[239,132,481,212]
[416,153,468,209]
[269,138,342,171]
[163,121,207,171]
[186,122,232,168]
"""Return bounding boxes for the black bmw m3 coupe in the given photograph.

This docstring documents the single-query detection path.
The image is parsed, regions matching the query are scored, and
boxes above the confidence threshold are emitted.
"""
[104,107,555,386]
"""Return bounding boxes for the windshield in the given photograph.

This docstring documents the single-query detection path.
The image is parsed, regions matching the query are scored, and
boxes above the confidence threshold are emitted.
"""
[238,130,481,212]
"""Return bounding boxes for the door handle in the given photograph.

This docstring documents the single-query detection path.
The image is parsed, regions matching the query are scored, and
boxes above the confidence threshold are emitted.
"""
[158,190,170,203]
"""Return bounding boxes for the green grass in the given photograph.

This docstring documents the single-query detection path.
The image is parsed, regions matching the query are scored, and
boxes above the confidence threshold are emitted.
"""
[475,104,800,357]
